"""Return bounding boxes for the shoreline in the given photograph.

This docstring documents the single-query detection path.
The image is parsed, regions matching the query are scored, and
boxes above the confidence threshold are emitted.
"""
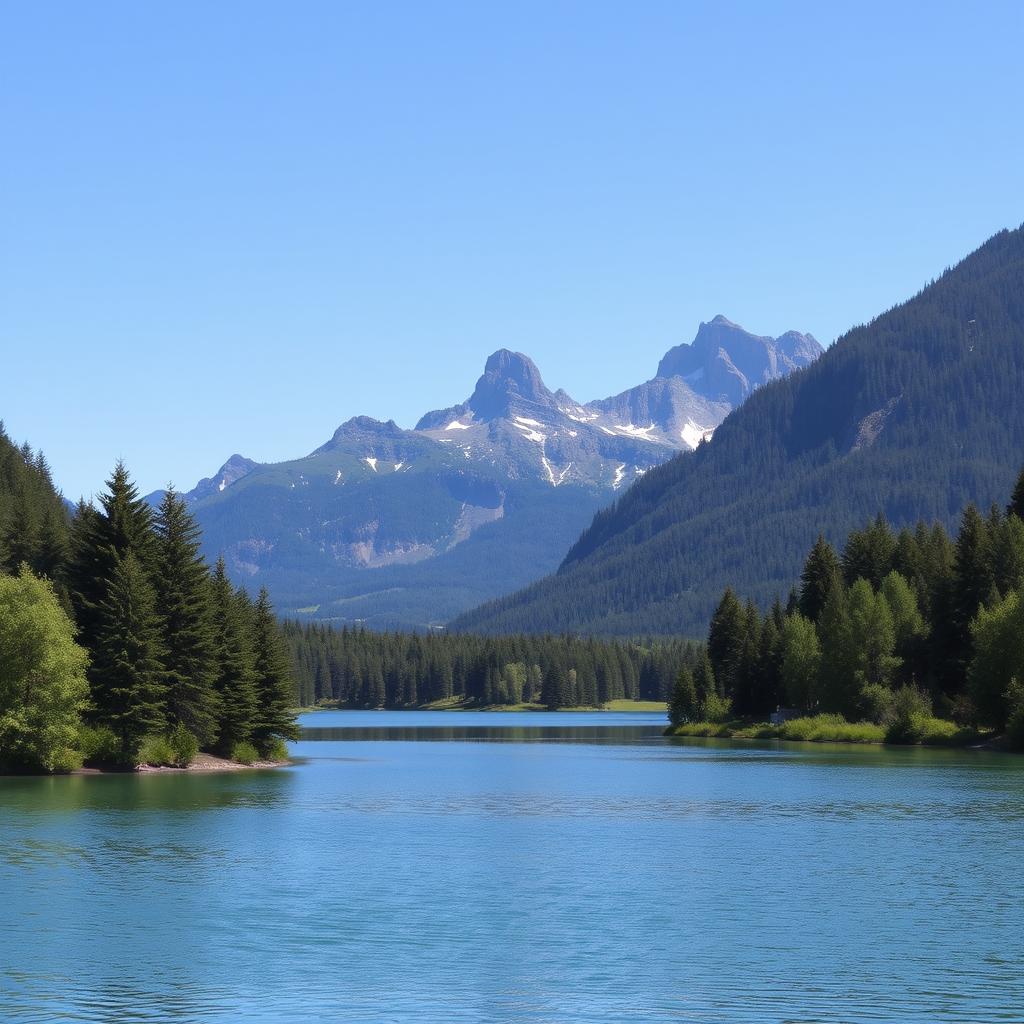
[34,753,292,778]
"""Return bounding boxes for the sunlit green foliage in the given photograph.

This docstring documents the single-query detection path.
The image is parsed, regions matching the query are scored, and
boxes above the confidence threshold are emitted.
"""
[0,568,89,772]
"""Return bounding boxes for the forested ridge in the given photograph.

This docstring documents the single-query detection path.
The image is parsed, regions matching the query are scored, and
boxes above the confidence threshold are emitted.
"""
[454,225,1024,637]
[0,430,298,773]
[285,622,698,708]
[667,468,1024,747]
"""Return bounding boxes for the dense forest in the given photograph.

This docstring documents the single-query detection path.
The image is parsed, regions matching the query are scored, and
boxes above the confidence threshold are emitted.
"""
[0,426,298,773]
[668,468,1024,746]
[455,224,1024,637]
[285,621,698,708]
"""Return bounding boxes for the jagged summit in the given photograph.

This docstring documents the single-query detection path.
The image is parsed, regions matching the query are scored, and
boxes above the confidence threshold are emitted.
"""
[656,316,822,405]
[467,349,554,420]
[174,311,820,626]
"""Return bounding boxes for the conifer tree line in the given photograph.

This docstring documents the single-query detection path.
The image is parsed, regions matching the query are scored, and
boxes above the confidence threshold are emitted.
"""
[284,620,700,709]
[672,467,1024,741]
[0,431,298,771]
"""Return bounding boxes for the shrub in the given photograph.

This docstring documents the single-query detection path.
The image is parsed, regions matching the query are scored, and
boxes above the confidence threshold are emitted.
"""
[917,717,980,747]
[138,734,176,767]
[261,738,290,762]
[667,721,734,738]
[231,741,260,766]
[77,724,122,766]
[49,747,84,774]
[859,684,894,725]
[780,714,885,744]
[702,692,733,724]
[884,685,933,744]
[168,724,199,767]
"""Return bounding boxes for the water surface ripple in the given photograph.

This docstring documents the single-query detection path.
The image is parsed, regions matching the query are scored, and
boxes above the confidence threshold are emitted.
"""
[2,710,1023,1022]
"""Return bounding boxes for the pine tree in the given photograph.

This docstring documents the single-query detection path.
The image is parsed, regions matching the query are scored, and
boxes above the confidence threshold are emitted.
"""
[798,536,842,622]
[250,588,300,754]
[817,582,858,718]
[209,558,258,755]
[707,588,746,699]
[842,515,897,588]
[668,667,698,727]
[67,461,155,657]
[154,491,219,747]
[91,553,167,764]
[693,649,716,707]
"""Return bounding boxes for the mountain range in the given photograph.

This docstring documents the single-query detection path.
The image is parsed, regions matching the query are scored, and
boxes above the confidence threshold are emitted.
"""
[454,224,1024,637]
[160,318,821,626]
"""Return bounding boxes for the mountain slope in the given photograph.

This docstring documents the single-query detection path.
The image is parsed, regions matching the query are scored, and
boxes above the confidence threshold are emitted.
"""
[453,225,1024,637]
[172,320,819,627]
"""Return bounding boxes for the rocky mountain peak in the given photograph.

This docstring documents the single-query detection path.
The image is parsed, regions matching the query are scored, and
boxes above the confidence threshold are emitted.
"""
[467,349,553,420]
[656,317,822,405]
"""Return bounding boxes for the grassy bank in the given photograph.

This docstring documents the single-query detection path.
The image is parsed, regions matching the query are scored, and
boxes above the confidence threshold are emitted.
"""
[667,712,987,748]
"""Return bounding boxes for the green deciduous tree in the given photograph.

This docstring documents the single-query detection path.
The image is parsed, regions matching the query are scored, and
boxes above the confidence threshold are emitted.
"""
[968,591,1024,729]
[0,567,89,772]
[780,613,821,712]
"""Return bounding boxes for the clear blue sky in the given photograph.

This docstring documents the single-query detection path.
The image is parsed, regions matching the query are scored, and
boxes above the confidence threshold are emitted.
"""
[2,1,1022,500]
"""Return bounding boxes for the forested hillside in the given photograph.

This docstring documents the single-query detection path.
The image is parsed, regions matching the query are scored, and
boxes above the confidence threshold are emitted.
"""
[667,469,1024,746]
[0,423,69,581]
[455,225,1024,637]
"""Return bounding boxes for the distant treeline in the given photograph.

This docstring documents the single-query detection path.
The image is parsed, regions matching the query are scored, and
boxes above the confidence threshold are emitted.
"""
[284,621,699,708]
[0,424,298,773]
[671,466,1024,742]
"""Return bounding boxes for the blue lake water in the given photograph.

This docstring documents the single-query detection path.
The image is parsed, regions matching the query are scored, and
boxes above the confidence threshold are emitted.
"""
[2,709,1024,1022]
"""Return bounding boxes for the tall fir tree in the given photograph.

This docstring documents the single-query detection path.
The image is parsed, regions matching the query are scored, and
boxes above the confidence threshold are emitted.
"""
[798,536,842,622]
[154,491,219,747]
[208,558,258,755]
[707,588,746,700]
[250,587,300,753]
[67,461,155,657]
[91,553,167,764]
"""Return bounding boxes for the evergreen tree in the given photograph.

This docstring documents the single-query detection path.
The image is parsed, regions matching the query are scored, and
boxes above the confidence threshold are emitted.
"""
[209,558,258,755]
[91,553,167,764]
[841,515,897,588]
[250,588,300,754]
[154,491,219,747]
[67,461,155,657]
[668,667,698,727]
[950,503,993,684]
[798,536,842,622]
[817,582,858,718]
[693,648,716,708]
[707,588,746,700]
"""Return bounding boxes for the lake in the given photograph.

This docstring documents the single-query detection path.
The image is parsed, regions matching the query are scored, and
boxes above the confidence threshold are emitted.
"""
[2,709,1023,1023]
